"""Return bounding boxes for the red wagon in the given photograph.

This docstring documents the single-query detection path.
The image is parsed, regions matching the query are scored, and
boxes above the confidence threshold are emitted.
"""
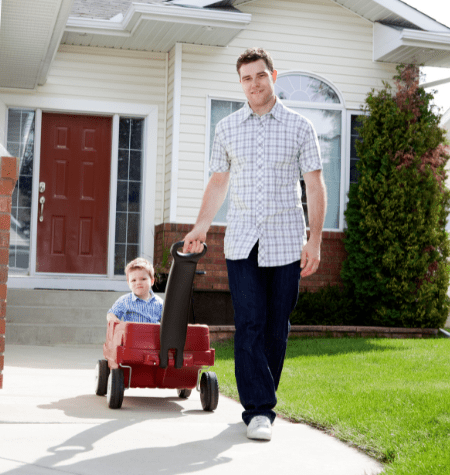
[94,242,219,411]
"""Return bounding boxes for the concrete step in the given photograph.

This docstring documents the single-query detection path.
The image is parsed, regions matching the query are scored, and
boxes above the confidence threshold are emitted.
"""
[5,289,163,346]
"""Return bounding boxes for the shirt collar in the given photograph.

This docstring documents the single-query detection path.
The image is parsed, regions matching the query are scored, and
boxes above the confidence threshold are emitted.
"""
[132,290,155,303]
[239,96,286,124]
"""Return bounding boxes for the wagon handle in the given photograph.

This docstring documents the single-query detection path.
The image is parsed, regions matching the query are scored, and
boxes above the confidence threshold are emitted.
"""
[170,240,207,262]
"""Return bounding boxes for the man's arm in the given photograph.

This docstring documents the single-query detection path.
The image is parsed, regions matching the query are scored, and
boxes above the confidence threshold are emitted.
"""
[300,169,327,277]
[183,172,230,253]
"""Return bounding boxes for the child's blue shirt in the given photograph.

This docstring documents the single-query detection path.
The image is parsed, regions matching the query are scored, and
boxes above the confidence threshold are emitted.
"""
[108,291,163,323]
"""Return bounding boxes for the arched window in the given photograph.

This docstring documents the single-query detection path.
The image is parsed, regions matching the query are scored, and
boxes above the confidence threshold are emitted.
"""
[275,73,344,230]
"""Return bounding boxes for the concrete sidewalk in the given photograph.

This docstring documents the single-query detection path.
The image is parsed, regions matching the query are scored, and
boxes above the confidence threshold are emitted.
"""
[0,345,383,475]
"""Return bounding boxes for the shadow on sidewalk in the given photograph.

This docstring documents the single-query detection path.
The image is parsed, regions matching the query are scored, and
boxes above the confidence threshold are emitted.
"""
[0,388,249,475]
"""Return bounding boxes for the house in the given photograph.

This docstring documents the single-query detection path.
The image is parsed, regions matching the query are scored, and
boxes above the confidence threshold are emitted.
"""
[2,0,450,342]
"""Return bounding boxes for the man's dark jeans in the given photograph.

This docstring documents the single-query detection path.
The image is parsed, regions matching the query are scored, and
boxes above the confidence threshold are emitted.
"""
[226,242,301,425]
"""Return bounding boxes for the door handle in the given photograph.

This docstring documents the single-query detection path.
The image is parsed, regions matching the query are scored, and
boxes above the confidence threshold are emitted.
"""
[39,196,45,222]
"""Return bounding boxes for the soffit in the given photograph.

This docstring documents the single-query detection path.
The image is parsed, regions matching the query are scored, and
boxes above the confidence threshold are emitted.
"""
[374,23,450,68]
[332,0,450,32]
[0,0,74,89]
[62,2,251,52]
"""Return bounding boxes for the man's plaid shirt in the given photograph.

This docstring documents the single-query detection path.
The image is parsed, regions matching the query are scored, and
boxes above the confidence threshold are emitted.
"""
[210,97,322,267]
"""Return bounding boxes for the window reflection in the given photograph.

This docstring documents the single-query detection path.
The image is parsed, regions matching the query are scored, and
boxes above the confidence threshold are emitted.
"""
[115,118,144,275]
[275,75,340,104]
[7,109,35,274]
[292,107,341,230]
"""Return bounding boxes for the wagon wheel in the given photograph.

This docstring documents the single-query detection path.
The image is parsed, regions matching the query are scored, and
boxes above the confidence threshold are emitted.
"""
[94,359,110,396]
[200,372,219,411]
[177,388,192,399]
[107,368,124,409]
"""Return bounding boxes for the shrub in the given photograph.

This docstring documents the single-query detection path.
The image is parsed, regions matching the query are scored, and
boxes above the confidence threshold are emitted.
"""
[341,64,450,328]
[290,285,358,326]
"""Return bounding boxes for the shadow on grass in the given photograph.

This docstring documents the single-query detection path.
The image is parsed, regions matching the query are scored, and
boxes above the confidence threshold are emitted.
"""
[213,336,406,361]
[284,336,407,359]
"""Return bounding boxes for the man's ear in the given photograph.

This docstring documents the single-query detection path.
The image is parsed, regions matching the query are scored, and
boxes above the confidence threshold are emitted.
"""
[272,69,278,84]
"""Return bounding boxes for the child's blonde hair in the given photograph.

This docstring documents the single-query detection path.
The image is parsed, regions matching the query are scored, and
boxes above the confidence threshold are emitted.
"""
[125,258,155,282]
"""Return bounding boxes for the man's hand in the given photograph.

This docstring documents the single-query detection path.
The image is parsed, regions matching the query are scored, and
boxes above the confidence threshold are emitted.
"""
[300,239,321,277]
[182,228,206,254]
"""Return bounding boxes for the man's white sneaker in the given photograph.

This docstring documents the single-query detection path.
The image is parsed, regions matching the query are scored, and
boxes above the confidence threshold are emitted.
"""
[247,416,272,441]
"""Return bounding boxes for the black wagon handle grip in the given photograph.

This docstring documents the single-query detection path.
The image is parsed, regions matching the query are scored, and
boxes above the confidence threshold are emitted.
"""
[170,241,207,262]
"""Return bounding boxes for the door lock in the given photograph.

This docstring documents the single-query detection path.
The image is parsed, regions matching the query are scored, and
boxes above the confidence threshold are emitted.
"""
[39,182,46,193]
[39,196,45,222]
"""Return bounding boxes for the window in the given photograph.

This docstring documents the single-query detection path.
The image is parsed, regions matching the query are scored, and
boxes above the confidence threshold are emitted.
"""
[7,109,35,274]
[209,99,244,223]
[114,118,144,275]
[349,113,363,185]
[275,73,343,230]
[208,76,353,230]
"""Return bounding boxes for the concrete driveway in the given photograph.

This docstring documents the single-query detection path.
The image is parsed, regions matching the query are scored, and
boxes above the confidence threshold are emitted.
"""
[0,344,383,475]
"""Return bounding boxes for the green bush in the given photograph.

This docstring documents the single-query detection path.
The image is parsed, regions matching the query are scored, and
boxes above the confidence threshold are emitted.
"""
[290,285,358,326]
[341,64,450,328]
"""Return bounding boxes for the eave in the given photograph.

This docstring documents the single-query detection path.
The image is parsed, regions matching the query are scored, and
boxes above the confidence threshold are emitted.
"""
[62,2,251,52]
[374,23,450,68]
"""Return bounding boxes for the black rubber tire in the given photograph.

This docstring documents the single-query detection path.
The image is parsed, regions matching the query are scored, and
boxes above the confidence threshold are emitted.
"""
[200,371,219,411]
[94,359,109,396]
[107,368,124,409]
[177,388,192,399]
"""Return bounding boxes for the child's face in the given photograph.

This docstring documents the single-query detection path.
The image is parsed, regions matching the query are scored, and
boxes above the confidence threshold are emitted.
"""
[127,268,154,300]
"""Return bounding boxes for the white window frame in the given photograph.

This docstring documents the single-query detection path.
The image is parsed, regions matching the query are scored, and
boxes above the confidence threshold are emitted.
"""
[2,96,158,290]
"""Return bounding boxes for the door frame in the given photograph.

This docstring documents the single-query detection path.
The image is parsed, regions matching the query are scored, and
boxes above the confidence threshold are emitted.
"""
[2,96,158,290]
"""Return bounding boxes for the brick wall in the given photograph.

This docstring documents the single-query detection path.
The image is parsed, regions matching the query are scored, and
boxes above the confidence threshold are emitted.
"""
[0,155,19,389]
[153,224,347,292]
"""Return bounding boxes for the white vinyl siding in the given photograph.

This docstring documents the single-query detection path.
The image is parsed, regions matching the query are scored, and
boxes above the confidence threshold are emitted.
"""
[174,0,397,223]
[40,45,167,225]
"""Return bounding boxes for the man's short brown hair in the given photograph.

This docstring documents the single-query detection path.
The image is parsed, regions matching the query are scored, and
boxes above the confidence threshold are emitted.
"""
[125,257,154,282]
[236,47,274,76]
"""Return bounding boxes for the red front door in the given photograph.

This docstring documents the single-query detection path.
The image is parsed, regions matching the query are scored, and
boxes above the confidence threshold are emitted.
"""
[36,113,112,274]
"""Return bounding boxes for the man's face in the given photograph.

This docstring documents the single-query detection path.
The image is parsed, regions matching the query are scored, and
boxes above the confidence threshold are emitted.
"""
[239,59,277,111]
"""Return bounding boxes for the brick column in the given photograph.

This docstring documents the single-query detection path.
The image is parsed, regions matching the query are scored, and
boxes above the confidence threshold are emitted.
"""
[0,155,19,389]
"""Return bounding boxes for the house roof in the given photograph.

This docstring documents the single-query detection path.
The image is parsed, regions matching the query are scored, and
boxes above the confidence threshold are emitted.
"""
[1,0,450,90]
[70,0,164,20]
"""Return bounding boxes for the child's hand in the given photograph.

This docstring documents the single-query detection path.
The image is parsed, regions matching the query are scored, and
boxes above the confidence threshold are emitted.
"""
[107,313,121,323]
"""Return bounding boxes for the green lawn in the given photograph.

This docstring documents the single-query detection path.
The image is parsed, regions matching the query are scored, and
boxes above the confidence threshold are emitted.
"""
[212,336,450,474]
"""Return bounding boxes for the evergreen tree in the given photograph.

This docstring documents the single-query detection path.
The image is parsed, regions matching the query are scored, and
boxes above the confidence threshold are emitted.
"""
[341,64,450,328]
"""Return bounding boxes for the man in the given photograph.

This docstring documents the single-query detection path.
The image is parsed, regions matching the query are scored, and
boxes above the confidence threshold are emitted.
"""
[183,47,326,440]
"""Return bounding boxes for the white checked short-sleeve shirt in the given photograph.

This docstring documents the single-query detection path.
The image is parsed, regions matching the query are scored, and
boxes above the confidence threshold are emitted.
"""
[210,97,322,267]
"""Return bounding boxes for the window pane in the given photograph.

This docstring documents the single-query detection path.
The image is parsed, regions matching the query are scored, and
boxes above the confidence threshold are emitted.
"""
[7,109,35,274]
[210,100,244,223]
[114,118,144,275]
[117,149,129,180]
[293,107,342,230]
[275,74,340,104]
[350,114,363,185]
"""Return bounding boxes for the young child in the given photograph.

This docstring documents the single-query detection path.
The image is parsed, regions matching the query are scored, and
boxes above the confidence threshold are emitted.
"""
[107,258,164,324]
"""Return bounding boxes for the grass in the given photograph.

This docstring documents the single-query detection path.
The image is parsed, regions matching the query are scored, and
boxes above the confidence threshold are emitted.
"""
[212,336,450,474]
